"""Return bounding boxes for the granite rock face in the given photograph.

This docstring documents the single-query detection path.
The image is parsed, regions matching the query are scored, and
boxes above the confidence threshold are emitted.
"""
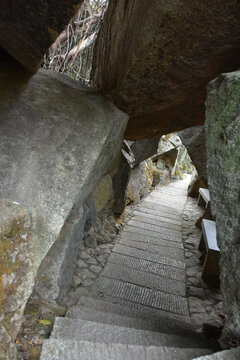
[91,0,240,140]
[205,71,240,338]
[0,0,83,72]
[130,137,160,166]
[0,200,32,359]
[178,126,207,185]
[126,162,152,205]
[112,154,131,215]
[93,175,113,213]
[0,69,127,316]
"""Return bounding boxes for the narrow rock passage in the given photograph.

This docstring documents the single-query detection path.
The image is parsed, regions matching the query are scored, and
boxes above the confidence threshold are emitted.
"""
[91,177,190,322]
[41,177,215,359]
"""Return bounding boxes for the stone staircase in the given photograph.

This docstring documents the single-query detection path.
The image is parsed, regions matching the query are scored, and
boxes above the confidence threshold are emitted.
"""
[40,177,214,359]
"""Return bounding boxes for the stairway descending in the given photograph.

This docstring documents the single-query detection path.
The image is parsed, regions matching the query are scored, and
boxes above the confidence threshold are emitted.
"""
[40,177,214,359]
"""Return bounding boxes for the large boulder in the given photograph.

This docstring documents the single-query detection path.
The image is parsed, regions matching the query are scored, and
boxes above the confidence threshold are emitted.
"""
[205,71,240,338]
[178,126,207,185]
[91,0,240,139]
[0,68,128,349]
[0,1,83,72]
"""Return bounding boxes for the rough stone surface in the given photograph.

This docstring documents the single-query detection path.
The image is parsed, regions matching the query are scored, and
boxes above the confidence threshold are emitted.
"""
[0,200,32,359]
[0,1,83,72]
[126,162,152,204]
[91,0,240,139]
[108,253,186,282]
[112,154,131,214]
[41,340,212,360]
[0,68,127,330]
[92,175,113,212]
[193,346,240,360]
[130,137,160,166]
[188,171,207,198]
[35,207,86,302]
[101,262,186,296]
[51,317,194,345]
[205,71,240,338]
[182,196,224,335]
[178,126,207,184]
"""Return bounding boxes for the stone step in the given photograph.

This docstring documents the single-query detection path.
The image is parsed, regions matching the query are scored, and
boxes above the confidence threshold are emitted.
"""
[152,190,187,198]
[164,180,189,189]
[139,202,181,219]
[75,296,194,332]
[192,346,240,359]
[118,237,184,261]
[92,277,188,316]
[107,252,186,281]
[66,306,178,332]
[144,198,185,211]
[123,225,182,244]
[128,219,182,238]
[133,209,182,226]
[100,262,186,296]
[147,194,186,206]
[40,340,213,360]
[50,318,208,349]
[132,213,182,230]
[120,231,184,249]
[155,190,187,198]
[136,207,181,222]
[113,243,185,269]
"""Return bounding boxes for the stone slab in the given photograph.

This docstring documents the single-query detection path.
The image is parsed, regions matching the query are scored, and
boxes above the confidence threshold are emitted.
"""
[66,306,176,333]
[121,232,184,249]
[128,218,182,237]
[76,296,194,330]
[113,243,185,269]
[142,200,182,214]
[123,225,182,243]
[50,318,199,346]
[132,213,182,231]
[100,262,186,296]
[108,252,186,281]
[92,277,188,316]
[40,340,212,360]
[139,202,181,220]
[193,346,240,360]
[152,189,187,197]
[133,210,182,226]
[120,231,183,249]
[145,197,185,211]
[148,193,186,204]
[119,238,185,261]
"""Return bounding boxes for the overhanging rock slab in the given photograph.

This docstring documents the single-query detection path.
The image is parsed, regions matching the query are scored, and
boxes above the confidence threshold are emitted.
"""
[91,0,240,139]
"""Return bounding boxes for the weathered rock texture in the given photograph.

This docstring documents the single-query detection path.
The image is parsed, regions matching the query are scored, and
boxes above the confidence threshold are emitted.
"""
[178,126,207,185]
[130,137,160,166]
[0,68,128,347]
[126,162,152,205]
[0,1,83,72]
[0,200,32,359]
[91,0,240,140]
[205,71,240,338]
[112,154,131,214]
